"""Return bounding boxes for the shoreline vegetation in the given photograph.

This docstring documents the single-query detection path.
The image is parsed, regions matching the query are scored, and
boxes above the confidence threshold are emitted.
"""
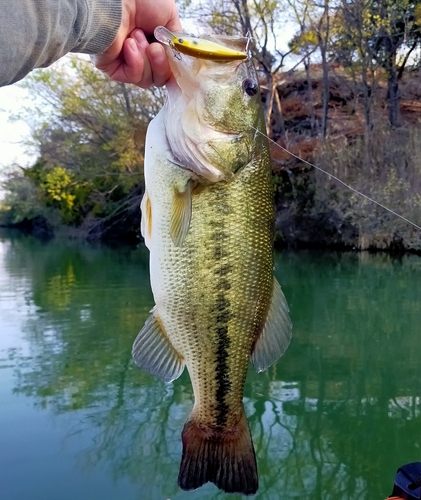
[1,0,421,253]
[269,67,421,254]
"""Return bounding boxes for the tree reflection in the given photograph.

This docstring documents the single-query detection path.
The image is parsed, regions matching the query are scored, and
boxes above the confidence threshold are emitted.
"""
[4,235,421,499]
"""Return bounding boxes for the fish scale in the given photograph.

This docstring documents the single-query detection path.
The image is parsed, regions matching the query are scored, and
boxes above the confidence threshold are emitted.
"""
[184,160,273,428]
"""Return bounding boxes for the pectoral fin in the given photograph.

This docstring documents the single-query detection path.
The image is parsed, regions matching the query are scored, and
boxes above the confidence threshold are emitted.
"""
[170,180,192,247]
[132,308,185,382]
[140,190,153,247]
[251,278,292,372]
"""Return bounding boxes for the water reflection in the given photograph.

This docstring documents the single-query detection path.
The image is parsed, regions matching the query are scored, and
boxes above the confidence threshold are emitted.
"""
[2,230,421,499]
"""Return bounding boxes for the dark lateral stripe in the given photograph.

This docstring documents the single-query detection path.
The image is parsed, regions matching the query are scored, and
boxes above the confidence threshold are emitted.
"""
[215,327,231,426]
[213,253,231,426]
[211,190,232,428]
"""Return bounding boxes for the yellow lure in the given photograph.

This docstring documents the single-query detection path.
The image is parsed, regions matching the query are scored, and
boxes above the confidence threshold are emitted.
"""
[154,26,247,60]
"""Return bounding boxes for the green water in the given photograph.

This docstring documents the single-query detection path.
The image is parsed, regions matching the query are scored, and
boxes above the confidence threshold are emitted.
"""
[1,229,421,500]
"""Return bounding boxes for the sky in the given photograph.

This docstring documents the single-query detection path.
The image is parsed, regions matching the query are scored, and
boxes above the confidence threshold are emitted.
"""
[0,84,34,168]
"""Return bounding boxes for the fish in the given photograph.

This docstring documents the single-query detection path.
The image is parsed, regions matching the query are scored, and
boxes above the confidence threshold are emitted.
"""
[132,28,292,495]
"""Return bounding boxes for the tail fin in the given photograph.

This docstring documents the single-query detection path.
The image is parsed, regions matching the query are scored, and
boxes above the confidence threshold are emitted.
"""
[178,412,258,495]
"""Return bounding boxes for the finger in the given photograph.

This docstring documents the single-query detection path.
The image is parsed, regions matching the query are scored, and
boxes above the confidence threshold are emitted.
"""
[147,43,171,87]
[130,30,153,87]
[120,37,149,85]
[111,30,153,87]
[91,40,142,85]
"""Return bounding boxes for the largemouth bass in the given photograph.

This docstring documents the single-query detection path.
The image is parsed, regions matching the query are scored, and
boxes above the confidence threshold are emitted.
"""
[132,28,292,495]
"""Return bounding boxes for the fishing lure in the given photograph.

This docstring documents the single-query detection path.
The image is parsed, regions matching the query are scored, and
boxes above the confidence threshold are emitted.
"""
[154,26,247,60]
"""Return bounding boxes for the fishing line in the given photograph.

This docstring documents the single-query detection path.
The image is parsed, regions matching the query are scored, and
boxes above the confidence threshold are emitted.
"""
[249,125,421,232]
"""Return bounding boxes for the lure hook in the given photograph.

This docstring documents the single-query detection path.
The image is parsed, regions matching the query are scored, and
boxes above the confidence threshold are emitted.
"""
[168,40,182,60]
[245,31,255,56]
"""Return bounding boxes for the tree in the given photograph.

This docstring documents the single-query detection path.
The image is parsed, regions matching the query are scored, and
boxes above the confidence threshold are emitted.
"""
[317,0,332,139]
[332,0,421,129]
[4,57,164,239]
[371,0,421,127]
[331,0,380,148]
[287,0,333,139]
[288,0,323,136]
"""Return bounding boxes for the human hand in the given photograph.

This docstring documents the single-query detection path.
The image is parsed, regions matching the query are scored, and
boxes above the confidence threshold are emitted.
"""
[91,0,181,87]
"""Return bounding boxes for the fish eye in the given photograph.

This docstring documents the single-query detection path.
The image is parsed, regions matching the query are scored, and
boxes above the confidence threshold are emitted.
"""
[242,78,258,97]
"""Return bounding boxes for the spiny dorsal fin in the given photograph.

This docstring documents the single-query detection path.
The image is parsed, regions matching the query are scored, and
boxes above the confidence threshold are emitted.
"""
[170,179,193,247]
[132,308,185,382]
[251,277,292,372]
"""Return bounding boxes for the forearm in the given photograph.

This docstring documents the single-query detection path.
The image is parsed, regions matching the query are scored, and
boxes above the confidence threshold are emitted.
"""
[0,0,121,86]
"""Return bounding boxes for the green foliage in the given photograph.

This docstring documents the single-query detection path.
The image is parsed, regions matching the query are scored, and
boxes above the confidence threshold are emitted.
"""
[3,57,164,238]
[41,167,74,205]
[415,2,421,23]
[331,0,421,66]
[32,165,92,224]
[289,30,318,54]
[312,127,421,250]
[0,170,46,225]
[272,172,284,193]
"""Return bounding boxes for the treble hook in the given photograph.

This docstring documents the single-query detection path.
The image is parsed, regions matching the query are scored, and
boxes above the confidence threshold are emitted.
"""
[168,39,182,60]
[245,31,255,56]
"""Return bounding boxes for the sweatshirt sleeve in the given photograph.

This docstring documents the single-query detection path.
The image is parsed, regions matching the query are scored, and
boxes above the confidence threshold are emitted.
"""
[0,0,122,87]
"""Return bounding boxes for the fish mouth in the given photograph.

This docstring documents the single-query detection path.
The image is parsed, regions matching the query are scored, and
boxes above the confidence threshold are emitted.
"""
[158,29,255,183]
[163,78,251,182]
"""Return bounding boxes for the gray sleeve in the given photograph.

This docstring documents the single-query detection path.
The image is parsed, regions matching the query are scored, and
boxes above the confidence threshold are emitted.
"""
[0,0,122,87]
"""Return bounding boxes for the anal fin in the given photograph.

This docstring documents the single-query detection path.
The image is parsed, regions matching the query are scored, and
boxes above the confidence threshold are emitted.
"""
[251,277,292,372]
[132,308,185,382]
